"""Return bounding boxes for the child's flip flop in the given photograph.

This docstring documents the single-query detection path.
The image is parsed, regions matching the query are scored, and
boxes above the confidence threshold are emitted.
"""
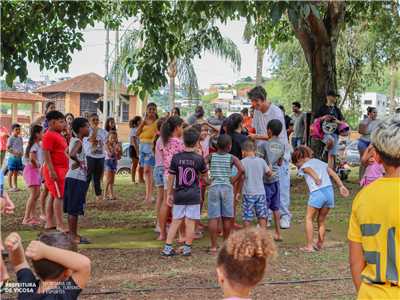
[300,247,316,253]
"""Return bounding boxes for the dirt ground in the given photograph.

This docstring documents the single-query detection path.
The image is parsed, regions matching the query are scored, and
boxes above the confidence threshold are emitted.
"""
[2,174,360,299]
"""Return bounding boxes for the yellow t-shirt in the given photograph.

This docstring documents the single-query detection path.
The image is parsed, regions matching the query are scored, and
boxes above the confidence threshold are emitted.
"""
[348,177,400,299]
[139,121,157,144]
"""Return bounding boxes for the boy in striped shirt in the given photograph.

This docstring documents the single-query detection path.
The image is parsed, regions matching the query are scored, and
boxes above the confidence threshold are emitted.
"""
[207,134,244,253]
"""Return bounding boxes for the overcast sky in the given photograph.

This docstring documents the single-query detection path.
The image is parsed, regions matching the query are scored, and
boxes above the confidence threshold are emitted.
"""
[26,19,272,89]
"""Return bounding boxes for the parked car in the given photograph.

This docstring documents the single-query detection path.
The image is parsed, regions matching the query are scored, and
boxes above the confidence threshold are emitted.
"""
[344,140,360,166]
[116,143,132,176]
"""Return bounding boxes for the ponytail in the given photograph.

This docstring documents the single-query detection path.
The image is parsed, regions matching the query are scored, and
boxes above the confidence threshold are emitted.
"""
[161,116,183,144]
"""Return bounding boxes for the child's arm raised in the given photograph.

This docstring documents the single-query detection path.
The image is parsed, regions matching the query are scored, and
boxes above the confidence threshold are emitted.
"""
[302,167,322,186]
[349,241,366,292]
[231,156,244,184]
[25,240,91,288]
[327,167,349,197]
[4,232,29,272]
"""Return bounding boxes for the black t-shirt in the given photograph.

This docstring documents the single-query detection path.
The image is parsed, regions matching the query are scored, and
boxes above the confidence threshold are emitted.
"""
[169,151,207,205]
[16,268,81,300]
[229,132,248,160]
[315,104,344,121]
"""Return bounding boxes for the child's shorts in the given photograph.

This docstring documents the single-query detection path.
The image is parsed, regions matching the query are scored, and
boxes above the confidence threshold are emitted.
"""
[242,194,267,221]
[153,165,164,187]
[308,185,334,208]
[23,164,41,187]
[105,159,117,172]
[43,166,67,199]
[7,156,23,171]
[264,181,280,211]
[207,184,234,218]
[139,143,155,167]
[322,133,338,156]
[63,177,88,216]
[172,204,200,220]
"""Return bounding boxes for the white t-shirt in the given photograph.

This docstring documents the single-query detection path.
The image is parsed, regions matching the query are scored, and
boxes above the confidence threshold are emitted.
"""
[298,158,332,192]
[253,104,291,160]
[66,137,87,181]
[25,143,44,167]
[241,156,269,195]
[83,128,107,158]
[128,128,137,145]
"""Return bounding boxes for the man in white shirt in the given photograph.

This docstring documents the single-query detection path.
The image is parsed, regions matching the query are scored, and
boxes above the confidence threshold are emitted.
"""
[248,86,292,229]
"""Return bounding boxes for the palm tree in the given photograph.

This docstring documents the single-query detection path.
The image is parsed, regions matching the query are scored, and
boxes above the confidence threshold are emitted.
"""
[243,20,266,86]
[110,28,241,110]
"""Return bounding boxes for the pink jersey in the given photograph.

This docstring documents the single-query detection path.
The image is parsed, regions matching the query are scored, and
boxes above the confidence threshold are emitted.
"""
[360,162,384,187]
[154,138,164,167]
[163,137,184,177]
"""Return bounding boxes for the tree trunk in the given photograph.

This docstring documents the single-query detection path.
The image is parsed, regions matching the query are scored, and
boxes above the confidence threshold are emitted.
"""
[167,58,177,111]
[291,2,345,114]
[388,61,398,113]
[255,47,265,86]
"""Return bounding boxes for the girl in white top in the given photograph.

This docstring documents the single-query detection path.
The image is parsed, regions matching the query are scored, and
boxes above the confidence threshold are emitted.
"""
[292,146,349,253]
[22,125,44,225]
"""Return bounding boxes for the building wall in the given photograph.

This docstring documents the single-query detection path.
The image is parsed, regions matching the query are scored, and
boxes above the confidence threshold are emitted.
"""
[65,92,80,116]
[360,92,388,119]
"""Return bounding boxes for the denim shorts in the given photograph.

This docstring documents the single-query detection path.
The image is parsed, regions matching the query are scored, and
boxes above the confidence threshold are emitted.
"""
[173,204,201,220]
[139,143,155,167]
[242,194,267,221]
[153,165,164,187]
[207,184,234,218]
[7,156,23,171]
[322,133,338,156]
[264,181,280,211]
[308,185,335,208]
[104,159,117,172]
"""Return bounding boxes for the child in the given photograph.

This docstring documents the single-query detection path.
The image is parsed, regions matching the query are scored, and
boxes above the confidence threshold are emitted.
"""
[4,231,91,299]
[359,144,384,187]
[42,110,68,232]
[258,119,285,241]
[129,116,142,183]
[216,227,276,299]
[158,116,184,241]
[104,131,122,201]
[7,123,24,192]
[241,140,272,229]
[161,127,208,256]
[292,146,349,252]
[348,115,400,300]
[207,134,244,253]
[22,125,43,225]
[153,117,167,239]
[64,117,90,244]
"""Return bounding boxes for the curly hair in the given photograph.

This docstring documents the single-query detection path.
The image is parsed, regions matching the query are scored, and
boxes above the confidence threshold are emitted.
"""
[291,145,314,165]
[217,227,276,288]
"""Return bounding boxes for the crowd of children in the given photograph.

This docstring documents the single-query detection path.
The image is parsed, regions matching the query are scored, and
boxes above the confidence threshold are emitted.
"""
[0,89,399,299]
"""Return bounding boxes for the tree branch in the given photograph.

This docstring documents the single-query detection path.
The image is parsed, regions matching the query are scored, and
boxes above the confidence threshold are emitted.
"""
[306,10,330,45]
[292,21,314,68]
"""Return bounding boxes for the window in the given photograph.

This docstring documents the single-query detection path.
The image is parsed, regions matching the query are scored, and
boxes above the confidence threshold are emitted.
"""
[364,100,372,105]
[80,93,99,116]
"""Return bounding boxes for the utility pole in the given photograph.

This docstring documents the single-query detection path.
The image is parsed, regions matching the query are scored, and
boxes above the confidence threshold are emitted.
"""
[114,27,120,122]
[103,26,110,122]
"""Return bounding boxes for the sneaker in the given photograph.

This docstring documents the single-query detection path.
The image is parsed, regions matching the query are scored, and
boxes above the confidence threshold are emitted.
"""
[182,244,192,257]
[161,244,176,257]
[280,218,290,229]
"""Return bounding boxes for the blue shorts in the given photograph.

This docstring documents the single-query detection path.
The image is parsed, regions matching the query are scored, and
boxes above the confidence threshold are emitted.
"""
[105,159,117,172]
[153,165,164,187]
[139,143,155,167]
[264,181,280,211]
[322,133,338,156]
[242,194,267,221]
[63,177,88,216]
[208,184,234,218]
[308,186,335,208]
[7,156,23,171]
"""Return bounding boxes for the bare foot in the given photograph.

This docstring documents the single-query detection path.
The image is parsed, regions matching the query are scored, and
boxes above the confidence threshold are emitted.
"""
[273,234,283,242]
[315,241,323,251]
[300,246,315,253]
[233,223,243,230]
[208,247,218,255]
[157,235,166,241]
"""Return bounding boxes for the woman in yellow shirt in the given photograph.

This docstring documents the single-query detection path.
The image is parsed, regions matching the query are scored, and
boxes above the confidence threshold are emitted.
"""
[348,115,400,300]
[136,102,158,204]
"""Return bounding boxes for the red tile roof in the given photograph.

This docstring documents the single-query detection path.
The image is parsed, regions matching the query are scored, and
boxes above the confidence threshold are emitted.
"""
[35,72,131,95]
[0,91,46,102]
